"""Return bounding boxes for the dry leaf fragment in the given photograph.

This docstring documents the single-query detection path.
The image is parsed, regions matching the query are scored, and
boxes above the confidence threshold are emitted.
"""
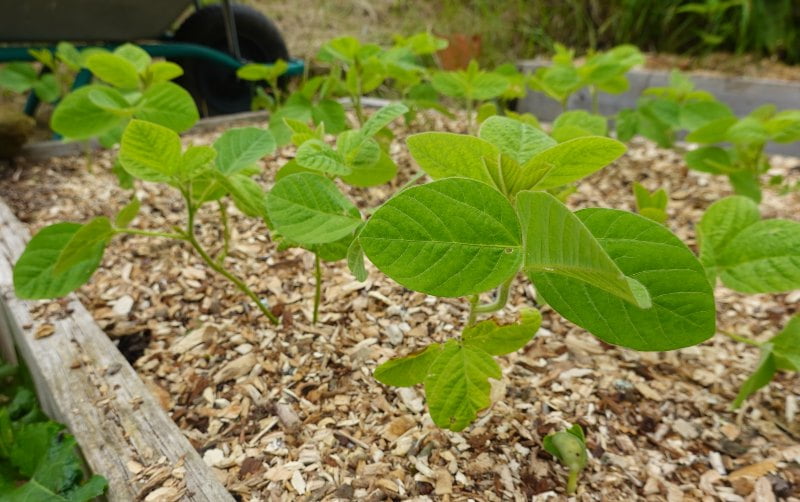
[729,459,777,480]
[34,323,55,339]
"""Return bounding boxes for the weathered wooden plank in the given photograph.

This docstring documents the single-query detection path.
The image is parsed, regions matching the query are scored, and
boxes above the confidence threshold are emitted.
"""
[517,60,800,156]
[0,199,233,502]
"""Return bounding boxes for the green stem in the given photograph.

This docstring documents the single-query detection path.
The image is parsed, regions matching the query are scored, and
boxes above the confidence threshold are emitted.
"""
[313,252,322,324]
[566,469,579,495]
[720,330,763,347]
[473,275,514,314]
[185,195,279,325]
[216,201,230,263]
[115,228,184,240]
[466,295,479,327]
[590,86,599,114]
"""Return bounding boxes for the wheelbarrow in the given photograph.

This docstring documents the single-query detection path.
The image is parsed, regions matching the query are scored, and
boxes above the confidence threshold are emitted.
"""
[0,0,304,116]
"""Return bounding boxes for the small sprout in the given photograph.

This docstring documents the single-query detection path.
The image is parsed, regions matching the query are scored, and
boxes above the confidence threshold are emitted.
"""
[543,424,588,495]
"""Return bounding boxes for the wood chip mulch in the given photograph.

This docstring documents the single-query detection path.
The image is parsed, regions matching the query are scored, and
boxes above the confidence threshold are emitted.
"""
[1,111,799,501]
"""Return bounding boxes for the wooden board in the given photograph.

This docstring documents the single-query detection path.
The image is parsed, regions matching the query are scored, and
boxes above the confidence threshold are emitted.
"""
[0,200,233,502]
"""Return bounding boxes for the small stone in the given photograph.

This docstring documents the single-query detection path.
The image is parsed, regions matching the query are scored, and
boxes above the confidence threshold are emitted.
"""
[203,448,225,467]
[385,324,404,345]
[111,295,134,316]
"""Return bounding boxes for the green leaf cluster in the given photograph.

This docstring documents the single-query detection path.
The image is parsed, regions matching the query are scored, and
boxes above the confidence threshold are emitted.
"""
[50,43,196,145]
[543,424,588,495]
[0,361,107,501]
[633,182,668,224]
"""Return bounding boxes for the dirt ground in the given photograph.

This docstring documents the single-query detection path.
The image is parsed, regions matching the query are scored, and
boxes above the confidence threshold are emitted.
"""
[1,109,798,501]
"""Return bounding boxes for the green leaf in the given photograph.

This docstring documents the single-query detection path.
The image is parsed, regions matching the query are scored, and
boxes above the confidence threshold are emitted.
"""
[0,63,37,92]
[424,339,501,431]
[218,173,270,220]
[360,178,522,297]
[514,137,626,192]
[469,72,509,100]
[732,349,776,409]
[551,110,607,142]
[347,235,367,281]
[341,149,398,187]
[462,308,541,355]
[13,223,105,299]
[697,195,761,284]
[531,209,715,351]
[267,173,362,244]
[213,127,275,174]
[685,116,737,143]
[374,343,444,387]
[518,191,651,308]
[32,74,60,103]
[360,103,409,137]
[478,116,556,164]
[772,316,800,371]
[311,99,346,134]
[684,146,732,174]
[84,52,139,89]
[337,130,381,170]
[406,132,500,187]
[295,139,351,176]
[728,170,762,202]
[10,422,63,477]
[177,145,216,181]
[50,85,124,140]
[113,43,151,72]
[135,82,199,132]
[86,88,132,113]
[53,217,112,276]
[145,61,183,83]
[114,196,140,227]
[679,100,733,131]
[118,120,181,182]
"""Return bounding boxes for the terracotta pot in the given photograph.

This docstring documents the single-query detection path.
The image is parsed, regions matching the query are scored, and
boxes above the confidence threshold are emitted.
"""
[436,33,482,70]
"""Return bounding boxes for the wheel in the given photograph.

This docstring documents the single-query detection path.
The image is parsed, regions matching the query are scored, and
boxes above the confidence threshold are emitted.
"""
[173,4,290,116]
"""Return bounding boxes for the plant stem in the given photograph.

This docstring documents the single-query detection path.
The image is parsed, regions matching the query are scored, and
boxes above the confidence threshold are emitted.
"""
[466,275,515,326]
[115,228,184,240]
[466,97,475,134]
[720,330,763,347]
[566,469,579,495]
[313,252,322,324]
[466,295,479,327]
[216,201,230,263]
[590,86,599,114]
[185,195,279,325]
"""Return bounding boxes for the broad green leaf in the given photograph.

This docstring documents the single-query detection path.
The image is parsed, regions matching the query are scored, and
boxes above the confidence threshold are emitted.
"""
[726,117,768,145]
[374,343,444,387]
[317,36,360,64]
[771,316,800,371]
[684,146,732,174]
[50,85,123,139]
[146,61,183,83]
[478,116,556,164]
[685,116,737,143]
[266,173,361,244]
[274,159,313,181]
[10,422,63,477]
[716,219,800,293]
[341,149,398,187]
[406,132,499,187]
[84,52,139,89]
[114,196,140,227]
[697,195,761,284]
[615,108,638,142]
[135,82,199,132]
[514,137,626,192]
[337,130,381,170]
[347,234,367,281]
[270,102,312,146]
[551,110,607,142]
[0,62,36,92]
[476,101,498,124]
[360,103,409,137]
[13,223,105,299]
[424,339,501,431]
[470,72,509,100]
[728,170,762,202]
[679,100,733,131]
[177,145,216,180]
[518,192,651,308]
[462,308,541,356]
[311,99,346,134]
[766,110,800,143]
[113,43,151,72]
[53,217,112,276]
[86,88,132,113]
[218,173,269,220]
[295,139,351,176]
[32,74,60,103]
[360,178,522,297]
[431,71,466,98]
[532,209,715,351]
[118,120,181,182]
[213,127,275,174]
[55,42,83,70]
[732,348,776,409]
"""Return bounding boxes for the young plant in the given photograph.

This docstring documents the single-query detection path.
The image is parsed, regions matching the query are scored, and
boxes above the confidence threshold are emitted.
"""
[431,60,509,133]
[0,42,82,105]
[13,118,281,324]
[696,195,800,406]
[364,116,717,431]
[633,182,668,224]
[616,70,730,148]
[528,44,644,112]
[50,43,196,148]
[0,361,107,500]
[543,424,588,495]
[236,59,290,112]
[266,103,408,322]
[683,104,800,202]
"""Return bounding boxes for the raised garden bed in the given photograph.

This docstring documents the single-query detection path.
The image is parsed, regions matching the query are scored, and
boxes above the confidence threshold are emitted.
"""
[0,110,798,500]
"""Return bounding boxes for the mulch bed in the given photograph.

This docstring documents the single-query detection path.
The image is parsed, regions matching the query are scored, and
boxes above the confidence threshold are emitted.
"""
[1,111,799,501]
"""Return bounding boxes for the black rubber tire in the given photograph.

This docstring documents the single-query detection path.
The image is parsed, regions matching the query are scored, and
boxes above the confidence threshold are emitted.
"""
[173,4,289,116]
